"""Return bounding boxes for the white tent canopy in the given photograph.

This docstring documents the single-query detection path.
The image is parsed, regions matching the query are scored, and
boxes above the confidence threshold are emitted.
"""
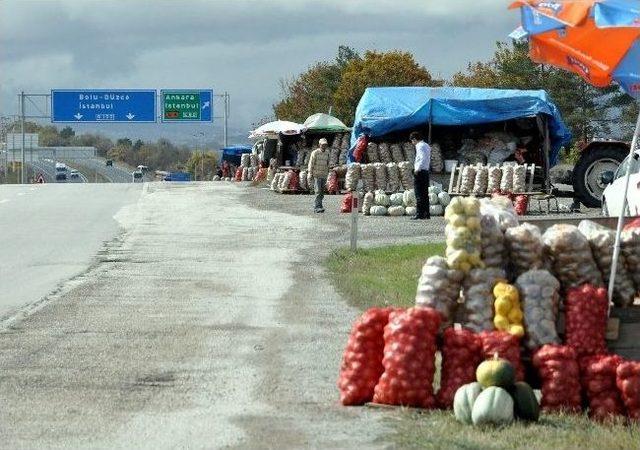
[249,120,305,139]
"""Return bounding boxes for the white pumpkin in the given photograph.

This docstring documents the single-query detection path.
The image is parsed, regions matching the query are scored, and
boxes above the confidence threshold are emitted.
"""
[471,386,514,426]
[438,191,451,207]
[370,205,388,216]
[403,189,417,207]
[374,189,391,207]
[388,205,405,216]
[430,204,445,216]
[429,184,442,195]
[405,206,417,216]
[390,193,404,206]
[454,382,483,424]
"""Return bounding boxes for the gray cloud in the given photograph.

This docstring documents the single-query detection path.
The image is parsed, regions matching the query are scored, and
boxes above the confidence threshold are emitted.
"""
[0,0,517,142]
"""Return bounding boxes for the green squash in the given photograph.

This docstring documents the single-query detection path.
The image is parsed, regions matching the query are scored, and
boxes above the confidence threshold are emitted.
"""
[453,382,483,424]
[508,382,540,422]
[476,354,516,388]
[471,386,514,426]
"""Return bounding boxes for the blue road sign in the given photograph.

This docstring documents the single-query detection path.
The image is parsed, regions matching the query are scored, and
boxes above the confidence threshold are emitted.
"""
[51,89,157,123]
[161,90,213,122]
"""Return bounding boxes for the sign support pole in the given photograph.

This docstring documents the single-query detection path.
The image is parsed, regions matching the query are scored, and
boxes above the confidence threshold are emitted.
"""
[223,92,229,147]
[20,92,25,184]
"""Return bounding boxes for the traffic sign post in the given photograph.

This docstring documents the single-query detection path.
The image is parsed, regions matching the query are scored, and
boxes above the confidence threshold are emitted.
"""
[161,90,213,122]
[51,90,157,123]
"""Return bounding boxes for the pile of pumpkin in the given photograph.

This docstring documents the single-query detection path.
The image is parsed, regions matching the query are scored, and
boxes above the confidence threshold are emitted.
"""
[454,356,538,425]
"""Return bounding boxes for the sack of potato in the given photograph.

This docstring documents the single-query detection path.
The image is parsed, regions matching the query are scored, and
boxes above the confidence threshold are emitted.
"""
[505,223,545,278]
[390,144,404,164]
[361,164,376,192]
[378,143,392,164]
[366,142,380,163]
[374,163,388,191]
[345,163,361,192]
[461,268,507,333]
[415,256,464,328]
[516,270,561,351]
[542,224,603,290]
[480,214,506,269]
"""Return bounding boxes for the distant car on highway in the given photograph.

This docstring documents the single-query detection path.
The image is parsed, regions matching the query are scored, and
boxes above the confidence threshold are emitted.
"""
[55,162,68,172]
[132,170,144,182]
[55,172,67,181]
[137,165,149,172]
[106,159,113,167]
[69,170,80,179]
[601,151,640,217]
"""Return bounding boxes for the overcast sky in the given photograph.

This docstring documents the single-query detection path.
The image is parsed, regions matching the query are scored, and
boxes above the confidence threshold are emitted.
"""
[0,0,516,142]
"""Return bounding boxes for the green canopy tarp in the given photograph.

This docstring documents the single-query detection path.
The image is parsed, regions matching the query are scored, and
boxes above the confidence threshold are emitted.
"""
[303,113,349,132]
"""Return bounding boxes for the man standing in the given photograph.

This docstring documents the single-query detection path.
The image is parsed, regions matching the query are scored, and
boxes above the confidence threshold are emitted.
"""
[410,131,431,220]
[308,137,330,213]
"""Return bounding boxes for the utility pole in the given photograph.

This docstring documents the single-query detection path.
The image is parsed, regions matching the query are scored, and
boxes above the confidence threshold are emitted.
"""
[20,92,25,184]
[223,92,229,147]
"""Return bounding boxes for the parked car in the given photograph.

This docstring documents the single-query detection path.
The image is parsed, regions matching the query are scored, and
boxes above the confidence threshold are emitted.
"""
[55,172,67,181]
[69,170,80,179]
[132,171,144,182]
[106,159,113,167]
[601,151,640,217]
[137,165,149,172]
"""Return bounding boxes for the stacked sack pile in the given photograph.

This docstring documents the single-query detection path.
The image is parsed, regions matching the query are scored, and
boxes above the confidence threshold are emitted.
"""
[337,194,640,424]
[359,186,450,217]
[455,163,527,196]
[235,153,259,182]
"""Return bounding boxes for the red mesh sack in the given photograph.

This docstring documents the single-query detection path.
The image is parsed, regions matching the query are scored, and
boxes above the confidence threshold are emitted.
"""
[623,218,640,231]
[337,307,397,406]
[478,331,524,381]
[580,354,626,421]
[288,170,299,191]
[617,361,640,421]
[253,167,267,183]
[565,284,608,357]
[437,327,482,409]
[326,170,339,195]
[514,195,528,216]
[373,307,441,408]
[234,168,243,181]
[532,344,582,413]
[341,193,353,213]
[353,135,368,163]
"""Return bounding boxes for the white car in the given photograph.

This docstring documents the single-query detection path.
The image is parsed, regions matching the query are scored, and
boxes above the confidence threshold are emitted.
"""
[601,151,640,217]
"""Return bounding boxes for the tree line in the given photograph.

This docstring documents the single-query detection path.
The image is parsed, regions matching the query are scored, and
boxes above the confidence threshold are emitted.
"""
[4,121,209,174]
[273,44,638,145]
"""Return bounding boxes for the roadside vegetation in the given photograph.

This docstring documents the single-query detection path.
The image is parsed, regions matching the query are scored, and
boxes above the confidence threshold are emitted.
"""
[327,243,640,449]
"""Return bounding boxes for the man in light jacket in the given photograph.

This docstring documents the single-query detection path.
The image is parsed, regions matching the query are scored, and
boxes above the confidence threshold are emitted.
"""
[410,131,431,220]
[308,137,330,213]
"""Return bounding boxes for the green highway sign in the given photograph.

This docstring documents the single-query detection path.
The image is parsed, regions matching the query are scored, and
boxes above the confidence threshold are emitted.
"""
[161,90,213,122]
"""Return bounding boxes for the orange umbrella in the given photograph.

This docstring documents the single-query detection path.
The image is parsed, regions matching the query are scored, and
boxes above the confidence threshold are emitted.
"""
[510,0,640,305]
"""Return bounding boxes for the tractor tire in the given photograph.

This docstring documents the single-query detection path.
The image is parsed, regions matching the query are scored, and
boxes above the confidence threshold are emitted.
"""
[572,145,626,208]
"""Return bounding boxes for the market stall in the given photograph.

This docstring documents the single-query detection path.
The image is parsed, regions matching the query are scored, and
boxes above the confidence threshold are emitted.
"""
[337,196,640,424]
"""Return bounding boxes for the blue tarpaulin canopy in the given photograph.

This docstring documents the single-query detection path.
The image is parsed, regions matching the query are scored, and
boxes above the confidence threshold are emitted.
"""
[350,87,572,166]
[222,145,252,156]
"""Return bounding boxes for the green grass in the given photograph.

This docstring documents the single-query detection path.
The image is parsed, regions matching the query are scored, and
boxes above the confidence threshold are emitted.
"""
[326,243,640,449]
[326,243,446,310]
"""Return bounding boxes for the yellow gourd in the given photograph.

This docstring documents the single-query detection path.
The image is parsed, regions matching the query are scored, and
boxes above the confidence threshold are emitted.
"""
[508,308,523,324]
[494,297,512,316]
[493,281,525,336]
[494,315,510,331]
[509,324,525,337]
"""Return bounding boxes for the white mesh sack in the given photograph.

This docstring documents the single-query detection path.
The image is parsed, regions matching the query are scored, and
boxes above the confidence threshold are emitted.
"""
[415,256,464,328]
[460,268,507,333]
[386,163,402,193]
[366,142,380,163]
[516,269,561,351]
[504,223,545,278]
[430,143,444,173]
[487,166,502,193]
[398,162,414,191]
[621,226,640,292]
[460,165,476,195]
[500,164,514,192]
[378,143,392,163]
[403,142,416,163]
[361,164,376,192]
[374,163,388,191]
[472,165,489,195]
[363,191,375,215]
[542,224,603,290]
[345,163,361,191]
[481,214,506,269]
[513,164,527,193]
[299,170,308,191]
[390,144,404,163]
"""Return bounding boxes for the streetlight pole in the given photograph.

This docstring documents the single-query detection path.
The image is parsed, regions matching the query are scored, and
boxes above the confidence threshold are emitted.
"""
[20,92,25,184]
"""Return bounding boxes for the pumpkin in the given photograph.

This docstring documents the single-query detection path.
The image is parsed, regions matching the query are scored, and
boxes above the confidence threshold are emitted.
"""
[429,204,444,216]
[453,382,483,424]
[438,191,451,207]
[476,355,516,388]
[389,193,404,206]
[429,192,439,205]
[374,190,390,207]
[508,382,540,422]
[405,206,417,216]
[388,205,405,216]
[471,386,514,425]
[403,189,416,207]
[370,205,388,216]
